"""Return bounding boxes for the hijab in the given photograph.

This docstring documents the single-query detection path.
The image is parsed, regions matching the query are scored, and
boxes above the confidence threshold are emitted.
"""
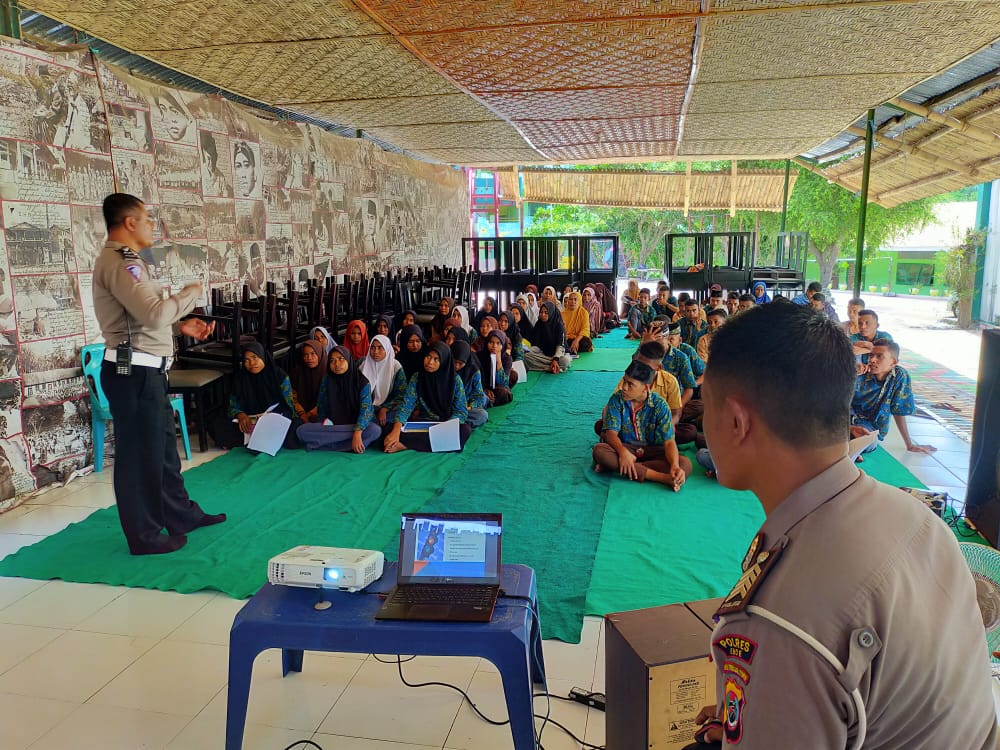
[309,325,335,357]
[752,281,771,305]
[561,291,590,339]
[450,340,480,390]
[417,340,457,421]
[542,286,559,309]
[289,339,324,412]
[533,301,565,356]
[430,297,455,339]
[476,329,512,389]
[361,334,402,407]
[372,313,394,340]
[233,342,289,416]
[396,324,427,378]
[498,310,522,351]
[473,297,497,328]
[582,286,602,334]
[448,326,470,344]
[452,305,472,334]
[323,345,369,425]
[472,315,498,352]
[344,319,369,360]
[395,309,419,341]
[523,292,540,325]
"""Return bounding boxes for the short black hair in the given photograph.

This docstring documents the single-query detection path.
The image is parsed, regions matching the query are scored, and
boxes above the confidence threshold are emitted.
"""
[811,293,825,304]
[707,308,727,321]
[102,193,144,230]
[848,297,866,308]
[706,303,855,448]
[639,288,651,297]
[728,291,740,300]
[637,340,667,360]
[738,293,754,303]
[656,280,668,290]
[858,309,879,323]
[807,281,822,293]
[683,297,699,307]
[624,361,656,385]
[873,338,900,359]
[678,292,691,303]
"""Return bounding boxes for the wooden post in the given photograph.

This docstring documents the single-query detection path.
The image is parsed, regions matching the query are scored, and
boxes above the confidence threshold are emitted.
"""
[684,162,692,218]
[854,109,875,299]
[0,0,20,39]
[779,159,790,233]
[730,160,737,218]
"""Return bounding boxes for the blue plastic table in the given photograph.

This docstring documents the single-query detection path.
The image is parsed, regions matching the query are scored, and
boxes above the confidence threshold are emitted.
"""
[226,563,544,750]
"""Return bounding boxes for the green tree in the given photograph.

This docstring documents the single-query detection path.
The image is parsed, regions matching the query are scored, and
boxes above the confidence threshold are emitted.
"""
[524,204,608,236]
[785,170,938,287]
[603,208,686,270]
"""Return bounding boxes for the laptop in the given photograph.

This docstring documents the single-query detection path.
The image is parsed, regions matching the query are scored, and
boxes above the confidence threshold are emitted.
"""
[375,512,502,623]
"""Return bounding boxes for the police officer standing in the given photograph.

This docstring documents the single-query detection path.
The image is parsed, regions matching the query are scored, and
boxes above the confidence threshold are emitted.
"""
[690,303,997,749]
[93,193,226,555]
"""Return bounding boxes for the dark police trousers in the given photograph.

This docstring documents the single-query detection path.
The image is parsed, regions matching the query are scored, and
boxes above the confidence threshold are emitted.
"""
[101,360,206,546]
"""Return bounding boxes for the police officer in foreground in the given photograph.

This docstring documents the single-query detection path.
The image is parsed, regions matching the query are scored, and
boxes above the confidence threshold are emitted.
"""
[93,193,226,555]
[688,303,997,749]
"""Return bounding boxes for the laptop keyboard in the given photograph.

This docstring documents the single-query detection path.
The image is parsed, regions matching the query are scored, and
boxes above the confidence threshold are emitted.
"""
[390,585,496,607]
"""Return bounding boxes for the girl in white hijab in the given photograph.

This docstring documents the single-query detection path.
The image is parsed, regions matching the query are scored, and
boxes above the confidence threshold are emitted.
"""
[451,305,473,335]
[360,334,407,425]
[522,292,540,326]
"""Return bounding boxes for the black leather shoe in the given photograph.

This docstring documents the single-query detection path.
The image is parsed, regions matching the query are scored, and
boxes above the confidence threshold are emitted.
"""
[169,512,227,536]
[127,534,187,556]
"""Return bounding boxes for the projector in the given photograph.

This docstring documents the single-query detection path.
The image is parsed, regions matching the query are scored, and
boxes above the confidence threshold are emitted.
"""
[268,546,384,592]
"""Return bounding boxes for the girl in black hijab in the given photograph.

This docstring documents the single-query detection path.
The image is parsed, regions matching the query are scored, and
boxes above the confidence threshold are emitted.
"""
[212,342,300,450]
[476,329,515,406]
[472,296,498,329]
[383,341,472,453]
[429,296,455,342]
[497,310,523,361]
[396,324,427,379]
[523,301,572,373]
[445,325,470,347]
[296,346,380,453]
[451,340,488,427]
[290,339,324,423]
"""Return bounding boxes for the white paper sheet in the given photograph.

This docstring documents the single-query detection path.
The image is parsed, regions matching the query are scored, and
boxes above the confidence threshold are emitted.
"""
[428,418,461,452]
[246,412,292,456]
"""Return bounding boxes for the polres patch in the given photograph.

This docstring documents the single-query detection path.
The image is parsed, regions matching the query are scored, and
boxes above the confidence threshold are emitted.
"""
[722,659,751,685]
[714,634,757,664]
[125,263,142,282]
[724,677,745,744]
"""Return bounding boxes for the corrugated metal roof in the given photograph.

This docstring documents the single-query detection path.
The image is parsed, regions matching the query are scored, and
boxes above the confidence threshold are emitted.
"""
[18,10,420,161]
[803,39,1000,163]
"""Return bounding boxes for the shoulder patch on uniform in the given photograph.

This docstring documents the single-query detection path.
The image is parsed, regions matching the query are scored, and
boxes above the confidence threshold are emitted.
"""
[715,542,784,618]
[714,635,758,665]
[124,263,142,282]
[118,247,141,260]
[724,677,745,744]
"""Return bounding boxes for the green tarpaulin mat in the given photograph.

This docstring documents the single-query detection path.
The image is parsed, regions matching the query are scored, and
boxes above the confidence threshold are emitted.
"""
[0,327,965,643]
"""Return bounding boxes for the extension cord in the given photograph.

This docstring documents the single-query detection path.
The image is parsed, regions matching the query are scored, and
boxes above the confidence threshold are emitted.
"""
[569,686,606,711]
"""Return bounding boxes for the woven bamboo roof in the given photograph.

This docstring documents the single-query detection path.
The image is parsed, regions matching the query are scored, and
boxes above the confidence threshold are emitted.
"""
[496,167,796,211]
[801,81,1000,207]
[20,0,1000,167]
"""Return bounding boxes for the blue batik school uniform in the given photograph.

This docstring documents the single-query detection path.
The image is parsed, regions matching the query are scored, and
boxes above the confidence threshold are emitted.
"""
[679,318,708,347]
[850,330,895,364]
[660,347,697,391]
[850,365,915,440]
[602,391,675,446]
[675,342,706,378]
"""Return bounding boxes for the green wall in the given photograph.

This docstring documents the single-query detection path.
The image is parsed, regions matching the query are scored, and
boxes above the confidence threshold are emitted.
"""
[806,250,950,298]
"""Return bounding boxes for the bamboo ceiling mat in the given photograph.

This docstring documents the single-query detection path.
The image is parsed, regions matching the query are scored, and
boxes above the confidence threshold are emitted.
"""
[21,0,1000,166]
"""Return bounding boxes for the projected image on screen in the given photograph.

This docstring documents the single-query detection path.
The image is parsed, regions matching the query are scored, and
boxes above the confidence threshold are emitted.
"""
[407,519,497,579]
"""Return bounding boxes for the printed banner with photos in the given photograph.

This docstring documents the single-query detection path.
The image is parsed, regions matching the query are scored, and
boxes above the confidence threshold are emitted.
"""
[0,38,469,505]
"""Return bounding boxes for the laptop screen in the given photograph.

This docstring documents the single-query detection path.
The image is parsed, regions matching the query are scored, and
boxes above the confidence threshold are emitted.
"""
[396,513,502,586]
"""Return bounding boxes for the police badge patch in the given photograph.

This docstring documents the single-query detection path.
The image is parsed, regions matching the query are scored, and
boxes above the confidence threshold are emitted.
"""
[724,677,745,744]
[125,264,142,282]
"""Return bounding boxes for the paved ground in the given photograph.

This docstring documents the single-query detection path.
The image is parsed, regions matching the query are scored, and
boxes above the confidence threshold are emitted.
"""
[830,291,981,441]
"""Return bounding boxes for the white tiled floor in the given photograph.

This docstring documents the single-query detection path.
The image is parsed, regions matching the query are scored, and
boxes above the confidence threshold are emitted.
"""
[0,418,972,750]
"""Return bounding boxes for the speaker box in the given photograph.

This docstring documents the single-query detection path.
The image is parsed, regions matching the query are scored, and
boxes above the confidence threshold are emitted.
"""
[966,329,1000,548]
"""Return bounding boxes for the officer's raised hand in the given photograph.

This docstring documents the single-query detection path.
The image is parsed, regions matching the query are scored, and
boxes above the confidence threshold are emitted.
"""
[179,318,215,341]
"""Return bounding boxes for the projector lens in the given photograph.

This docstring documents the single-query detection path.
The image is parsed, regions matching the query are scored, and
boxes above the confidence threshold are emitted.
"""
[325,569,340,581]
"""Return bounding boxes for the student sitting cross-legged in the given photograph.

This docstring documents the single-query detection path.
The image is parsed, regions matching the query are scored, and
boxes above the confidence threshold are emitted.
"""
[361,334,407,426]
[592,361,692,491]
[212,343,301,450]
[475,329,515,406]
[451,340,489,428]
[296,346,382,453]
[382,341,472,453]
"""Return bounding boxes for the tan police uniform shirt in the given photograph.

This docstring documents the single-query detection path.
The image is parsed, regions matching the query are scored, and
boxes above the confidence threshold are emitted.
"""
[617,370,682,412]
[709,456,998,749]
[92,241,199,357]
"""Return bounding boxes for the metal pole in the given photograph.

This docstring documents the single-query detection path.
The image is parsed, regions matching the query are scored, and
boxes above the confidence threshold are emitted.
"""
[853,109,875,299]
[779,158,791,233]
